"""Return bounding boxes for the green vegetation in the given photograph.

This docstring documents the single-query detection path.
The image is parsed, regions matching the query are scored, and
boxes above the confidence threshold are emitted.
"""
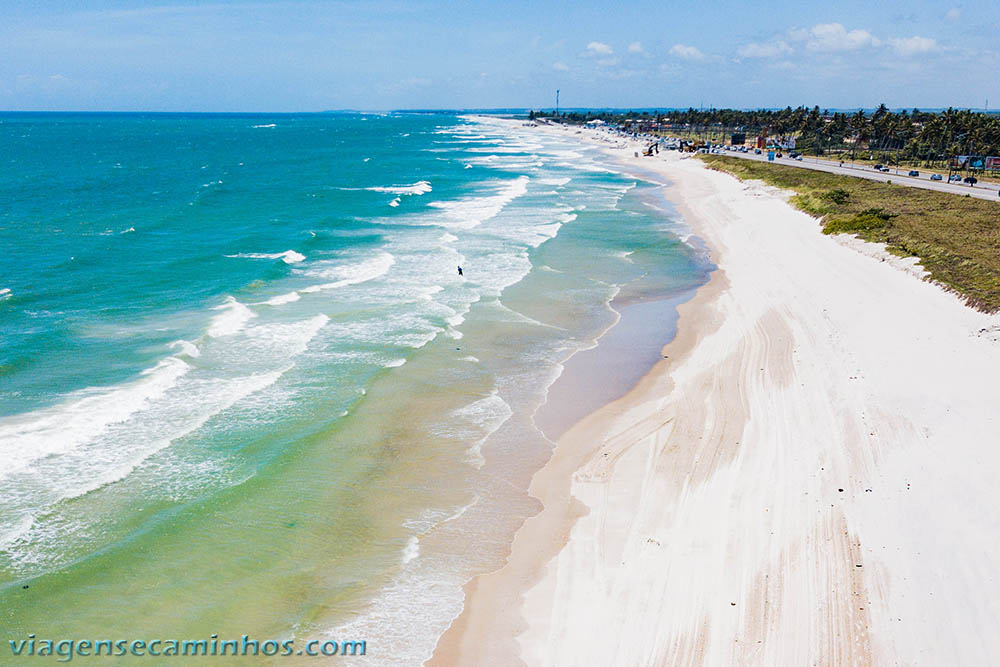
[698,155,1000,312]
[532,105,1000,178]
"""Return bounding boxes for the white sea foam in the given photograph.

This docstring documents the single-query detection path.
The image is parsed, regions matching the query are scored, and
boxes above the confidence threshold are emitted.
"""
[14,366,289,533]
[490,300,565,330]
[448,391,513,469]
[553,160,620,174]
[425,176,529,230]
[326,551,466,666]
[121,227,135,234]
[0,514,34,551]
[540,177,571,186]
[0,300,333,556]
[413,285,444,302]
[388,197,401,207]
[169,339,201,358]
[614,250,636,263]
[261,291,301,306]
[366,181,432,196]
[207,297,256,338]
[439,232,458,243]
[401,536,420,565]
[384,358,407,368]
[464,145,540,154]
[0,356,191,482]
[252,123,276,128]
[300,252,395,293]
[225,250,305,264]
[0,288,11,300]
[522,221,564,248]
[235,315,329,359]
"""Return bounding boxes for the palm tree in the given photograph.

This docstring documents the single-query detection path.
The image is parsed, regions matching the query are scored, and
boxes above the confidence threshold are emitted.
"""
[849,110,868,161]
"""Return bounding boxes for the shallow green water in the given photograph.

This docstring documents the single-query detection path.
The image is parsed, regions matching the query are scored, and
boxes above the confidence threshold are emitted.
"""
[0,113,710,663]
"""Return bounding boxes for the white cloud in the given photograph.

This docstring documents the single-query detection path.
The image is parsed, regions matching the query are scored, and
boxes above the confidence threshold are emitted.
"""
[945,7,961,21]
[552,62,569,71]
[628,41,645,54]
[597,57,620,67]
[738,40,792,58]
[669,44,704,60]
[889,36,938,56]
[585,41,613,56]
[802,23,880,51]
[787,27,810,42]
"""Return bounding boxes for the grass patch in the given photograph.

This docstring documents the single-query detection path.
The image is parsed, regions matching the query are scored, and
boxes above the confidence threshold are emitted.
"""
[698,154,1000,312]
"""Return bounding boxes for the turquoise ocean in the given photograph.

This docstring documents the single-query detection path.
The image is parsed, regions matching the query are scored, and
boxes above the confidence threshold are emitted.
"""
[0,113,709,662]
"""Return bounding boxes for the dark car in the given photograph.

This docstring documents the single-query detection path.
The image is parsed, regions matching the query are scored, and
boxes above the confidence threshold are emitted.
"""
[874,164,883,170]
[964,176,978,185]
[908,170,919,177]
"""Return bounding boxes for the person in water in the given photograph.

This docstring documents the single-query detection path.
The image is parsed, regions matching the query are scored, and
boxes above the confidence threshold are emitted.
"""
[457,266,463,276]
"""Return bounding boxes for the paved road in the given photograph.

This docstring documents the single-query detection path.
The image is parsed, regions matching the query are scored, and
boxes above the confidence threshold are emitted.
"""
[707,149,1000,202]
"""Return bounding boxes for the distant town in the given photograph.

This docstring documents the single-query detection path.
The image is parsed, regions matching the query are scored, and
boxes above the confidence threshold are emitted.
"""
[528,106,1000,178]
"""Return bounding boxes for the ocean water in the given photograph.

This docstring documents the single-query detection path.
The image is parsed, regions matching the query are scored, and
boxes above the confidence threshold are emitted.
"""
[0,112,710,662]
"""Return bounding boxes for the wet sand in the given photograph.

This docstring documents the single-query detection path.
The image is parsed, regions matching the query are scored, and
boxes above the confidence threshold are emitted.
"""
[431,125,1000,666]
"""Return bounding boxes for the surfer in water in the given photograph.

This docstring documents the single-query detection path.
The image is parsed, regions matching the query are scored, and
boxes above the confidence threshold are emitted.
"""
[457,266,463,276]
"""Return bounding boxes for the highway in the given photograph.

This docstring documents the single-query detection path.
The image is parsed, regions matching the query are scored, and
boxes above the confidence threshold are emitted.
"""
[705,148,1000,202]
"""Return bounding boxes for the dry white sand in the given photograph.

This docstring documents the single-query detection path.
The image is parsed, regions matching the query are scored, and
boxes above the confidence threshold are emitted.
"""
[431,127,1000,666]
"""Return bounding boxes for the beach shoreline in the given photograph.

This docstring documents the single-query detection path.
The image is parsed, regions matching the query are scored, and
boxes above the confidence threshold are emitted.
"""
[431,124,1000,665]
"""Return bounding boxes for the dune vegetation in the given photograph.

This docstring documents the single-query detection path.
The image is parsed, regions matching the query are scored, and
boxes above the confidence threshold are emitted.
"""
[699,155,1000,312]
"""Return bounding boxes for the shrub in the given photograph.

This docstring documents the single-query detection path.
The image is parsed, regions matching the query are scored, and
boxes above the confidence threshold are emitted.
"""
[823,208,897,235]
[823,188,851,205]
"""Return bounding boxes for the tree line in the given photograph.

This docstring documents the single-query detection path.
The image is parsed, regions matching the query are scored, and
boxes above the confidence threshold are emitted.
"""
[529,105,1000,168]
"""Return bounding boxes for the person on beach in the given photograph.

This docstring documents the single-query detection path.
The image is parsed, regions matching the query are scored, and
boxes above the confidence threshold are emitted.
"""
[457,266,463,276]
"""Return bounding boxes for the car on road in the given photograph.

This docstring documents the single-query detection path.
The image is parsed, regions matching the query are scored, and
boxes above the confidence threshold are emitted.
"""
[964,176,978,185]
[874,164,883,171]
[754,149,762,154]
[795,155,803,161]
[930,174,943,181]
[908,170,919,177]
[949,174,962,182]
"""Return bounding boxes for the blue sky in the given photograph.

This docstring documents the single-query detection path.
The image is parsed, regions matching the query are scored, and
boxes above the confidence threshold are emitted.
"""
[2,0,998,111]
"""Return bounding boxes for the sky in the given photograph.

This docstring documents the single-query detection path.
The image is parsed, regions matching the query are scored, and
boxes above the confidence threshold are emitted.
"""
[1,0,998,112]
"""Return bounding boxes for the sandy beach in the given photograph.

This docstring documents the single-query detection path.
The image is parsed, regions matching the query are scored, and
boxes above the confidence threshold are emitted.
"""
[431,126,1000,665]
